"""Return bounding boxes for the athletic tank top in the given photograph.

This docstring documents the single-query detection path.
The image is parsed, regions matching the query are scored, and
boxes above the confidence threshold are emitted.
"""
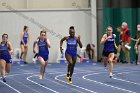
[66,36,77,54]
[23,32,28,44]
[0,42,10,56]
[37,38,49,55]
[103,34,115,52]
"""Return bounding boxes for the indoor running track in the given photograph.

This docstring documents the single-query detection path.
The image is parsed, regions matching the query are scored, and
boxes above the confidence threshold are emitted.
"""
[0,62,140,93]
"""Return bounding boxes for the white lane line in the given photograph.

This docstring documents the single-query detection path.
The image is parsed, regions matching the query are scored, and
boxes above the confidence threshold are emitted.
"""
[113,72,140,86]
[44,78,84,93]
[74,67,106,73]
[48,72,64,74]
[55,74,97,93]
[82,72,136,93]
[27,75,59,93]
[11,78,41,93]
[0,73,36,93]
[113,77,140,86]
[0,80,22,93]
[6,73,38,77]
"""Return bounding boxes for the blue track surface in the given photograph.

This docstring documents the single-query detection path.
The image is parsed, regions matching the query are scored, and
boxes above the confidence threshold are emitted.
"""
[0,62,140,93]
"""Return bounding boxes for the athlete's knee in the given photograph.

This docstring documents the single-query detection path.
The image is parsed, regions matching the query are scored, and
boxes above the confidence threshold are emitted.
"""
[68,63,72,66]
[41,62,46,66]
[45,62,47,66]
[0,61,6,69]
[1,65,5,70]
[68,61,73,65]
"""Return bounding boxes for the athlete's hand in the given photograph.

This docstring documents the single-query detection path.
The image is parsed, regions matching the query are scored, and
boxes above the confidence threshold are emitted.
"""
[107,36,112,39]
[77,35,80,42]
[134,45,137,50]
[9,51,13,55]
[115,45,118,50]
[78,35,80,40]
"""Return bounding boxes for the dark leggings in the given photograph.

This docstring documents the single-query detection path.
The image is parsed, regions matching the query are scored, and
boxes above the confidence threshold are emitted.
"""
[20,52,23,59]
[34,53,38,58]
[136,54,138,65]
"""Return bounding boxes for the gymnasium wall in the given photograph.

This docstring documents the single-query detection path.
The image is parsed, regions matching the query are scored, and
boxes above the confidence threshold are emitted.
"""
[0,0,89,9]
[0,0,97,63]
[0,10,93,62]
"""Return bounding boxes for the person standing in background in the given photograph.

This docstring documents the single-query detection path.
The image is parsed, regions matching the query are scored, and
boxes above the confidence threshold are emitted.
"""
[85,43,95,62]
[116,27,123,61]
[134,24,140,65]
[20,26,29,64]
[121,22,131,64]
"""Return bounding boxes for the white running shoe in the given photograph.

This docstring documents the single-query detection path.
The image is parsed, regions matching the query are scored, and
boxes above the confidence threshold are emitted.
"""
[32,58,36,64]
[109,73,113,78]
[32,58,36,62]
[39,75,43,80]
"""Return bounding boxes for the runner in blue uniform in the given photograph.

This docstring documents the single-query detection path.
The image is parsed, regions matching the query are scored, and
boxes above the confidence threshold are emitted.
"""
[100,26,117,78]
[60,26,82,84]
[0,34,13,82]
[20,26,29,64]
[33,31,51,79]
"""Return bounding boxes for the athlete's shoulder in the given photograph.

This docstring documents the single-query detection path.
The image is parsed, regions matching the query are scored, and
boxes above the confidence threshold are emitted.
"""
[64,36,69,40]
[103,34,107,37]
[7,41,11,44]
[7,41,12,47]
[36,38,40,42]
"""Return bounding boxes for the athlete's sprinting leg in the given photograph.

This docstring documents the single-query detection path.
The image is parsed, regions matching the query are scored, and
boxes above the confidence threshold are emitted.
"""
[42,62,47,79]
[65,54,72,81]
[102,56,108,68]
[38,57,47,79]
[69,57,76,84]
[65,54,77,84]
[108,53,114,78]
[66,64,70,79]
[0,59,6,82]
[0,59,11,82]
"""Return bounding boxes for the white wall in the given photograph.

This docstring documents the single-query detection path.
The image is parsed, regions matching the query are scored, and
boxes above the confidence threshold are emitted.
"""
[91,0,97,61]
[0,10,95,62]
[28,0,89,8]
[0,0,26,9]
[0,0,89,9]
